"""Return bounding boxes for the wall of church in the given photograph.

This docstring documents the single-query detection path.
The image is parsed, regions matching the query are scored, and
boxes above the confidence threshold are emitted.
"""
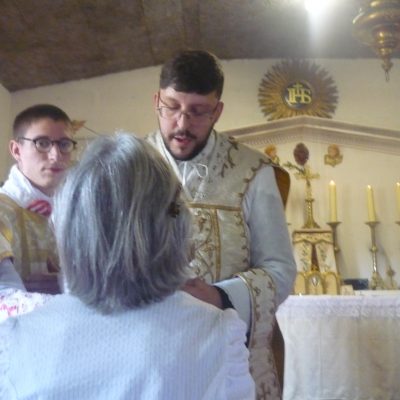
[0,84,11,182]
[229,119,400,286]
[282,140,400,285]
[7,58,400,286]
[10,58,400,138]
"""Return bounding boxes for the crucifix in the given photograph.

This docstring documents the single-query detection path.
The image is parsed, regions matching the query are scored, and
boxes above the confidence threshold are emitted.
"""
[295,165,320,229]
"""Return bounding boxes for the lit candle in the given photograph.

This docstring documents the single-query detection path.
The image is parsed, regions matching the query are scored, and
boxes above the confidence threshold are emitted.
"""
[396,182,400,220]
[366,185,376,222]
[329,180,337,222]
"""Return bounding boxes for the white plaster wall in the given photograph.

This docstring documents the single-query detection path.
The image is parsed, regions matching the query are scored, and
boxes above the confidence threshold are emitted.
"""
[8,58,400,284]
[0,84,11,182]
[221,59,400,132]
[11,67,160,138]
[11,58,400,137]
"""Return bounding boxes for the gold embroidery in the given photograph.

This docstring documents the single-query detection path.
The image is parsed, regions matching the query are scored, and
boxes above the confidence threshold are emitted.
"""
[0,250,13,260]
[211,210,221,281]
[189,205,249,283]
[236,269,280,399]
[220,137,239,177]
[191,208,218,282]
[0,194,58,278]
[187,203,240,212]
[238,157,274,198]
[0,220,13,243]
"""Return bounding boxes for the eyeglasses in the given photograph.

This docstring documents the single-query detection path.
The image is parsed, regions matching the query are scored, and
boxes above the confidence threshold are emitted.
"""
[19,137,77,154]
[157,94,219,124]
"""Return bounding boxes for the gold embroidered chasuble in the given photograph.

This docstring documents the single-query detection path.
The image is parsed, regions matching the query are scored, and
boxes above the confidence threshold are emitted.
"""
[148,131,287,399]
[0,194,58,280]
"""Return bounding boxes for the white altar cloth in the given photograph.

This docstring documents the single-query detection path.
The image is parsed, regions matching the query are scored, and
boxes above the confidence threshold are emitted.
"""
[276,294,400,400]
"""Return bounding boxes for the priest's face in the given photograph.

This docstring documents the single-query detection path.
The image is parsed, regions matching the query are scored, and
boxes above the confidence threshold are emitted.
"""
[155,87,223,161]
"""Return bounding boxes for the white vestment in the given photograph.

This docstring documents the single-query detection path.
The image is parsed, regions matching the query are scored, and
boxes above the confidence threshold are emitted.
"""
[147,131,296,399]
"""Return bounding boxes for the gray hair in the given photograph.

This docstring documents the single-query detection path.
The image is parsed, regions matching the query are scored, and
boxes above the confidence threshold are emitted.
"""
[53,133,191,313]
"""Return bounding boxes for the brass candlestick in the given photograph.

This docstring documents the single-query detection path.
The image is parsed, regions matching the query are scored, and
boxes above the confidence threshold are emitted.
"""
[385,220,400,289]
[304,196,320,229]
[366,221,386,290]
[327,221,341,253]
[385,265,397,290]
[301,169,320,229]
[327,221,341,275]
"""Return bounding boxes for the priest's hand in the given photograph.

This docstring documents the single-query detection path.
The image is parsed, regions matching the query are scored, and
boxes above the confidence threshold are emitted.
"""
[182,277,223,309]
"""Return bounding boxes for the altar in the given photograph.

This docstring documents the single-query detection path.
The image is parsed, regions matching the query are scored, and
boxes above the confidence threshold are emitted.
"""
[276,293,400,400]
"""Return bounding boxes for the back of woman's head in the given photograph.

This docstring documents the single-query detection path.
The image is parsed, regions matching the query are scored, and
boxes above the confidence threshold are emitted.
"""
[53,133,190,313]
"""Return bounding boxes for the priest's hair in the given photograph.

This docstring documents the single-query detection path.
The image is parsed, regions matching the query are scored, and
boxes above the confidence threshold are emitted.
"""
[53,133,191,313]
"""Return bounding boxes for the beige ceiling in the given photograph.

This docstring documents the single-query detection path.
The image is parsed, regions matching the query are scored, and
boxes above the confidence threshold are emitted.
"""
[0,0,388,92]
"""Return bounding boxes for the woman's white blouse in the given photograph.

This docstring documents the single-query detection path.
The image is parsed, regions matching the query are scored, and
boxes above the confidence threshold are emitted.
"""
[0,291,255,400]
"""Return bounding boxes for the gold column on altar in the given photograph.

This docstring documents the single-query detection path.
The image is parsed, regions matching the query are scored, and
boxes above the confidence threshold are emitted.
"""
[284,143,341,295]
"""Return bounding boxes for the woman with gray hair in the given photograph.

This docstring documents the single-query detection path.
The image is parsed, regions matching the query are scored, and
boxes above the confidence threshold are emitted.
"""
[0,133,254,400]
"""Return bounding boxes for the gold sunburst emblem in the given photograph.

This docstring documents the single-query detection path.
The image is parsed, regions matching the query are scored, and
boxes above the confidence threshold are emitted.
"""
[258,60,338,121]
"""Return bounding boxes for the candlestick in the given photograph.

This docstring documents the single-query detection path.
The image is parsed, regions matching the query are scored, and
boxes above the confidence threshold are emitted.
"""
[327,221,341,274]
[327,221,340,252]
[328,180,337,222]
[365,221,386,290]
[366,185,377,222]
[396,182,400,220]
[303,196,320,229]
[385,265,398,290]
